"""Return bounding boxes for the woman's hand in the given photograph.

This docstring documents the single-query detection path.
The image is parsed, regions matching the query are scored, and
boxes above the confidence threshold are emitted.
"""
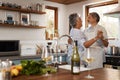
[96,30,104,40]
[84,30,108,48]
[96,30,108,47]
[68,38,72,44]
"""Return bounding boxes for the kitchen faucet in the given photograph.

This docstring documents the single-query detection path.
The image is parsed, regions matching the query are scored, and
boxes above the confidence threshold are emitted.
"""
[57,34,88,67]
[55,34,74,57]
[53,34,74,71]
[58,34,74,45]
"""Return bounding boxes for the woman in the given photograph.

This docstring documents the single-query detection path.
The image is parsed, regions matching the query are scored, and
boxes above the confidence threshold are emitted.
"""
[67,13,86,64]
[84,12,109,69]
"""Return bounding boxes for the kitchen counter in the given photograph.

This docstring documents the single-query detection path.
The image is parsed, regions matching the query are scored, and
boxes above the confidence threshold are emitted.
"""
[104,55,120,69]
[0,53,68,65]
[0,53,67,61]
[0,55,42,61]
[105,55,120,58]
[13,68,120,80]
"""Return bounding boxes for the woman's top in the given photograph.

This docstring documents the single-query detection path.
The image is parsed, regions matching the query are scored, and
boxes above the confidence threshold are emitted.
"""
[67,28,86,64]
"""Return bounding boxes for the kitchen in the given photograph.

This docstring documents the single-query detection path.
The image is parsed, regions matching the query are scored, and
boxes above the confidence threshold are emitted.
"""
[0,0,119,80]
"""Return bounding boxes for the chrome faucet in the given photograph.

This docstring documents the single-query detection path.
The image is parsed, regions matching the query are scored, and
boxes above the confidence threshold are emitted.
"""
[54,34,74,70]
[58,35,88,67]
[58,34,74,46]
[55,34,74,55]
[59,34,72,39]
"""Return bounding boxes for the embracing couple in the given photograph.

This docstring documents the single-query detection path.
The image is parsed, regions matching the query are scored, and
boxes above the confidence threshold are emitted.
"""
[68,12,109,69]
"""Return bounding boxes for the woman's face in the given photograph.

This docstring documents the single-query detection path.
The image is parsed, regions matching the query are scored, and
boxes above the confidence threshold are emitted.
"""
[76,16,82,29]
[87,14,96,24]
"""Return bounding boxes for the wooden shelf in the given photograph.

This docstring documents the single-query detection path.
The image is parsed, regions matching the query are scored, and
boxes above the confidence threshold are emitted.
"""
[0,6,46,14]
[0,6,46,29]
[0,23,46,29]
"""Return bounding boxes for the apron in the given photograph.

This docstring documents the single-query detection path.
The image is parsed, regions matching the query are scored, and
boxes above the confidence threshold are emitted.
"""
[84,27,104,69]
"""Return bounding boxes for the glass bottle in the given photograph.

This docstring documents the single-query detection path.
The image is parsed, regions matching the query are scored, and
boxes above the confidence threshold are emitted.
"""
[71,40,80,74]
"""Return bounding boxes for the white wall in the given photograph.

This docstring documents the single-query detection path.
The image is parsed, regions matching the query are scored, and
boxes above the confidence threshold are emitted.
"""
[0,0,67,44]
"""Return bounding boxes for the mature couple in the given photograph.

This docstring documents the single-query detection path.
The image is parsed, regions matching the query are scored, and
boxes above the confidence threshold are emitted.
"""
[68,12,109,69]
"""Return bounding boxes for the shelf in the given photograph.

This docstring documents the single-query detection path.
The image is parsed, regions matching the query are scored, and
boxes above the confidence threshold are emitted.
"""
[0,6,46,14]
[0,6,46,29]
[0,23,46,29]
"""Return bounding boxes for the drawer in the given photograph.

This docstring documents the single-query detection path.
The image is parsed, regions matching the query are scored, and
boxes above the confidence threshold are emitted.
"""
[106,57,120,66]
[106,57,113,64]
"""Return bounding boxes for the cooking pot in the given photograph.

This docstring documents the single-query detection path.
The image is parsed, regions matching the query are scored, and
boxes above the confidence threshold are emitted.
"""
[108,46,119,55]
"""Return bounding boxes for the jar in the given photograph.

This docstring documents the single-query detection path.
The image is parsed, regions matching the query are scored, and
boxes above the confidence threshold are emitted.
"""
[36,3,42,11]
[41,4,45,12]
[0,2,2,6]
[0,60,3,80]
[4,59,11,80]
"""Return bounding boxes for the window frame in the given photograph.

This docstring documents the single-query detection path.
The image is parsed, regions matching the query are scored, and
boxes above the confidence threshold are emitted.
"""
[85,0,118,28]
[45,6,58,40]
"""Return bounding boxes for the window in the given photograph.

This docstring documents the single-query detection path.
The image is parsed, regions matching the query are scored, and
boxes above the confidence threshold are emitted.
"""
[85,1,119,39]
[45,6,58,40]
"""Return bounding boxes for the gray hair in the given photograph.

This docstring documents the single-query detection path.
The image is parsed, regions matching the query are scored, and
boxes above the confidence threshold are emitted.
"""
[69,13,79,28]
[89,12,100,23]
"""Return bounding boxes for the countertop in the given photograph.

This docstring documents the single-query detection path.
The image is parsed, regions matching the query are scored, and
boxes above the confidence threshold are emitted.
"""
[0,55,41,61]
[105,55,120,58]
[13,68,120,80]
[0,53,67,61]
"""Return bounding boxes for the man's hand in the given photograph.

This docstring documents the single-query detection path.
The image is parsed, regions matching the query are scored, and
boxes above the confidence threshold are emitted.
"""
[96,30,104,40]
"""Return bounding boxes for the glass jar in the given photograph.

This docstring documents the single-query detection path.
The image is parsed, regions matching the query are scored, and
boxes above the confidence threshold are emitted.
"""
[0,60,3,80]
[4,59,11,80]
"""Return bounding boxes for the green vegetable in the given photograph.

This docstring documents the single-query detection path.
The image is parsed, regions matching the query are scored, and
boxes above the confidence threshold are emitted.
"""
[20,60,56,75]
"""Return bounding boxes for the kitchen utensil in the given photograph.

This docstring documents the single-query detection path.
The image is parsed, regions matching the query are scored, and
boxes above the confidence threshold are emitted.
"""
[108,46,119,55]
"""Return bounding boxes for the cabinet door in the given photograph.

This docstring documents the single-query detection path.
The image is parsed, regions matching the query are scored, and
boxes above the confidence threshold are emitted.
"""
[115,57,120,66]
[106,57,113,64]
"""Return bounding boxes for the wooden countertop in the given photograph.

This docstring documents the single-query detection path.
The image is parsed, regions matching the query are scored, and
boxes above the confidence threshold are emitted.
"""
[13,68,120,80]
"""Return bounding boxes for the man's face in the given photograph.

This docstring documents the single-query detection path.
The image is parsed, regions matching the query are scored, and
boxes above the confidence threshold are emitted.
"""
[87,14,96,24]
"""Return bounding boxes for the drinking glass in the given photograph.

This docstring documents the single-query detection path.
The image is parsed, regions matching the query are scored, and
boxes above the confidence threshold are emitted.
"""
[84,48,94,79]
[41,46,52,76]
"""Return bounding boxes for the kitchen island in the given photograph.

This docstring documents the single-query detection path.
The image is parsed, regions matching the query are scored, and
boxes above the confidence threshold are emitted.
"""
[13,68,120,80]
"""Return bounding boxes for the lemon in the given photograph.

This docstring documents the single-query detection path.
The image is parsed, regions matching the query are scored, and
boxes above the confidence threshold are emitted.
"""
[11,68,19,76]
[15,65,23,71]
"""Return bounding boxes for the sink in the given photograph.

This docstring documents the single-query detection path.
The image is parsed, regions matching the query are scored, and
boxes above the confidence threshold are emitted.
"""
[59,65,89,72]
